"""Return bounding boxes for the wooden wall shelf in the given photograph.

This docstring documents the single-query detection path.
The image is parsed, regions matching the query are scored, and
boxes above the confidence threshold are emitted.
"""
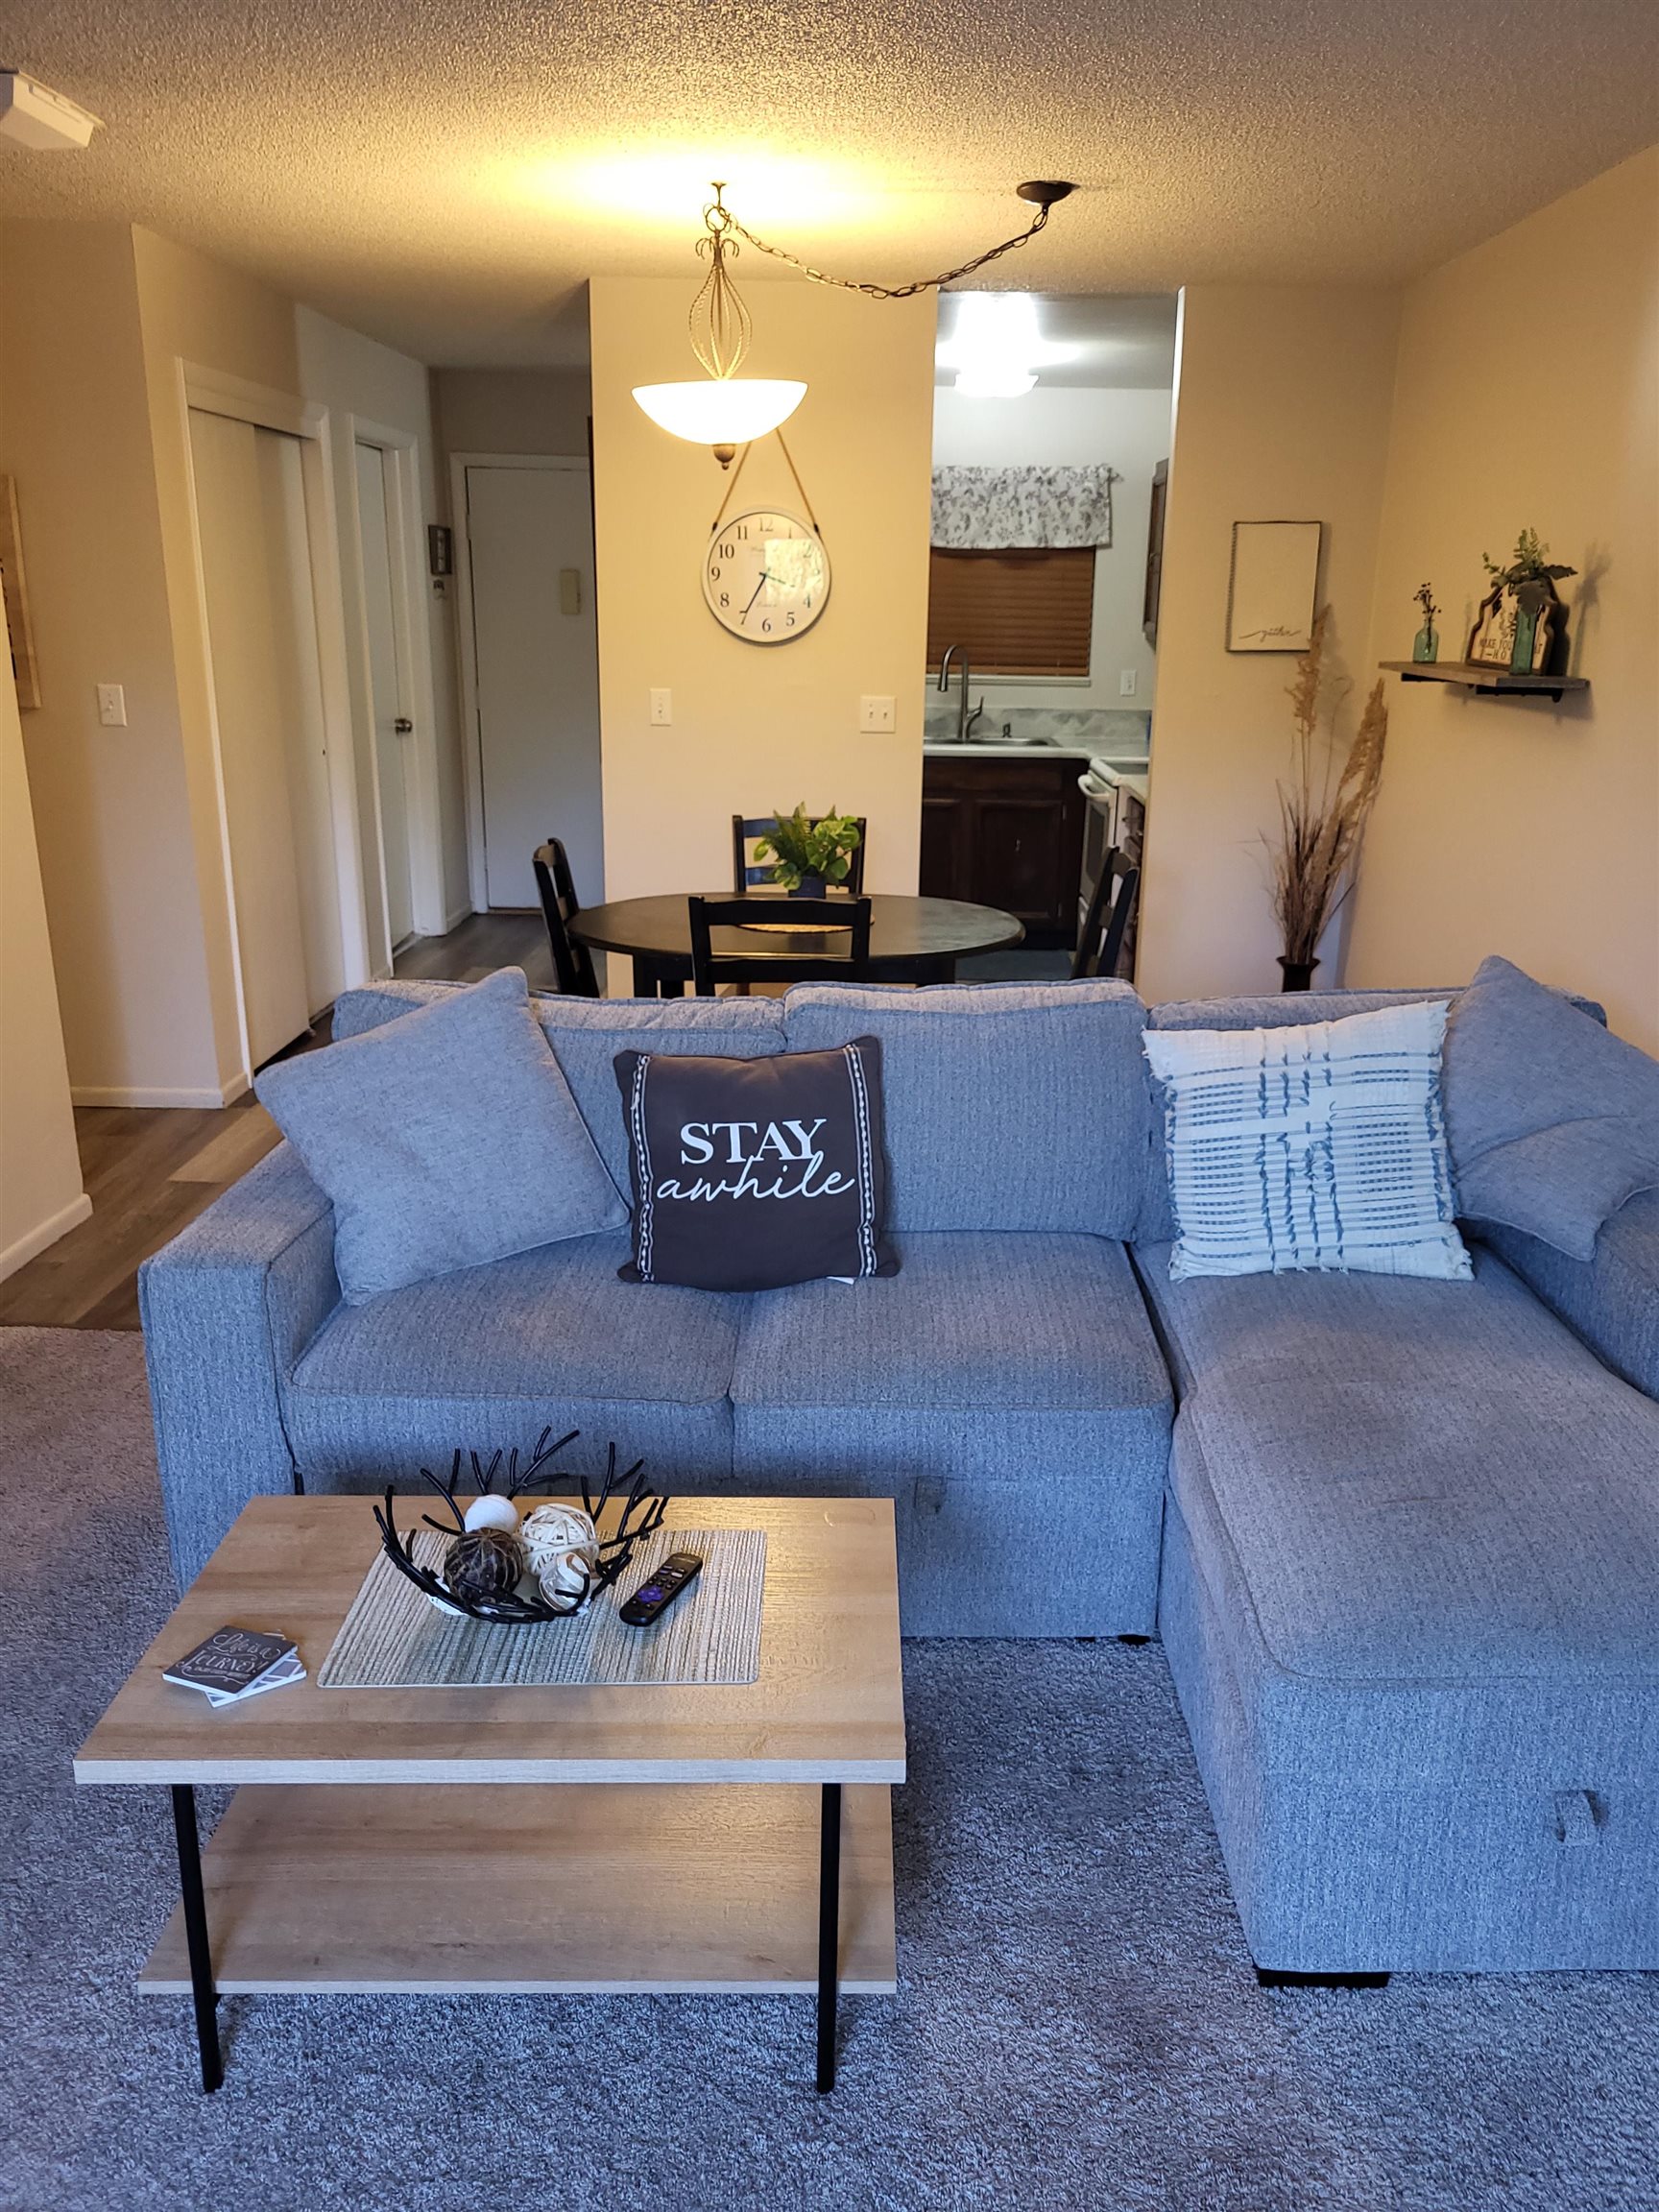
[1380,660,1589,704]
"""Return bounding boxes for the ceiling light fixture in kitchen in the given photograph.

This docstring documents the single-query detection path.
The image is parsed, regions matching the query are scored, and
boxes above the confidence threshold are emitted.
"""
[935,294,1079,397]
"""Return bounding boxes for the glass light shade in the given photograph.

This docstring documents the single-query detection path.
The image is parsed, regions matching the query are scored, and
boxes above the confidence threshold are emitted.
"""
[632,377,806,446]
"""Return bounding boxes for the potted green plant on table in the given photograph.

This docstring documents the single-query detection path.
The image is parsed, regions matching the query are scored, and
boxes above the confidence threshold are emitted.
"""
[1267,609,1389,991]
[753,805,862,899]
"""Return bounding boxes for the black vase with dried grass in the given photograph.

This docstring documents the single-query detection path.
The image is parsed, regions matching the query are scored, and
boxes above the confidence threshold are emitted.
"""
[1268,611,1388,991]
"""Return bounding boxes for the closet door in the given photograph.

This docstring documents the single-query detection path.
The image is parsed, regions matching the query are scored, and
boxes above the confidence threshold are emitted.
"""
[189,410,341,1065]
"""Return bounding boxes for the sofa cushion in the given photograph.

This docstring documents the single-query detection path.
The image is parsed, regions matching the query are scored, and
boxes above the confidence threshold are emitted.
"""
[1479,1190,1659,1402]
[1442,954,1659,1259]
[734,1229,1170,1414]
[1142,998,1470,1282]
[330,981,784,1193]
[732,1230,1173,1635]
[255,969,626,1304]
[283,1231,740,1486]
[1136,1242,1659,1781]
[781,980,1157,1238]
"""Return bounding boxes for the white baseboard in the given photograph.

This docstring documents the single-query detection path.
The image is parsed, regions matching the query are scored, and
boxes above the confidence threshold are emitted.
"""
[443,899,478,932]
[0,1190,93,1284]
[71,1077,247,1108]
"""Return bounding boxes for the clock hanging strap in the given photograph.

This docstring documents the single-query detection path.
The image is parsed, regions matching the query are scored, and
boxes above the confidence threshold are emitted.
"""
[707,425,824,542]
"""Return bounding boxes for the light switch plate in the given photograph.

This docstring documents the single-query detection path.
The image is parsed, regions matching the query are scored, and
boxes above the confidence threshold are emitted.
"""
[649,687,672,726]
[96,682,127,727]
[859,694,896,733]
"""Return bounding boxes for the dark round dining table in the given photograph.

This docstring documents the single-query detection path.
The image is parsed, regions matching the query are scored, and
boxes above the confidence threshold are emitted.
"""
[569,891,1024,994]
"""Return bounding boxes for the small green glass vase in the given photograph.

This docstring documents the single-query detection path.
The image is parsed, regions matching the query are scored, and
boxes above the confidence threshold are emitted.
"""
[1411,625,1438,664]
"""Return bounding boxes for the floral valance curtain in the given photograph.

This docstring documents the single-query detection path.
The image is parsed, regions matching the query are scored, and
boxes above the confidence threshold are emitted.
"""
[930,465,1117,551]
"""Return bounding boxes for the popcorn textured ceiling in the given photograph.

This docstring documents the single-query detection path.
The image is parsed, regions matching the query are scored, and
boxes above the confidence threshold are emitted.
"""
[1,0,1654,366]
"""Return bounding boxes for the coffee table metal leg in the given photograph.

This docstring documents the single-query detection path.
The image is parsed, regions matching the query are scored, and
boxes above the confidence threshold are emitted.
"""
[815,1781,841,2092]
[170,1785,222,2092]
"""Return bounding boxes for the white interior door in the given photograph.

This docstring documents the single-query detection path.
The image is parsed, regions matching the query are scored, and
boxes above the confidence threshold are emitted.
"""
[354,440,415,948]
[189,410,342,1063]
[465,462,602,910]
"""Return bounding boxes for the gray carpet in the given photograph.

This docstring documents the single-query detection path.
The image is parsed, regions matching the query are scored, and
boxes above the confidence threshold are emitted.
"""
[2,1327,1655,2212]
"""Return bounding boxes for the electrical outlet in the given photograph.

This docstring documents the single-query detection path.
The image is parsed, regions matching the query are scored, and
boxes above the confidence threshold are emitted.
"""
[1118,669,1138,698]
[649,687,672,727]
[859,694,896,733]
[96,683,128,727]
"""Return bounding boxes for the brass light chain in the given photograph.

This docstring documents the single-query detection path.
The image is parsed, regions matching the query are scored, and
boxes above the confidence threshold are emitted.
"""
[719,189,1070,301]
[687,180,1075,380]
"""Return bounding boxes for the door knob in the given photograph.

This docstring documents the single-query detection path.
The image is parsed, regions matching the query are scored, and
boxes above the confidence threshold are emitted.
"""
[394,717,413,733]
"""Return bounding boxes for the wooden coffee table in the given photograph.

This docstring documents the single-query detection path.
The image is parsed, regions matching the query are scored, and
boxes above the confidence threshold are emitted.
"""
[75,1494,905,2095]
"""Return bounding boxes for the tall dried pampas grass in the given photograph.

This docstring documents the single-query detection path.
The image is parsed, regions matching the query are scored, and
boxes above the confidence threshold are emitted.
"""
[1269,609,1388,968]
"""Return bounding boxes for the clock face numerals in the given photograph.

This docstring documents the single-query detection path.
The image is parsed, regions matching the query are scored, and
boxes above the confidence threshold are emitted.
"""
[702,509,830,644]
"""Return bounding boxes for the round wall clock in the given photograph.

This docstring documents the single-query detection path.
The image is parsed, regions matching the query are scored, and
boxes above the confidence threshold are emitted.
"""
[702,508,830,644]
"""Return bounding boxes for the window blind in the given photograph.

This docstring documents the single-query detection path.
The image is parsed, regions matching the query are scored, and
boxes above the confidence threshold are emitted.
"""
[926,546,1095,677]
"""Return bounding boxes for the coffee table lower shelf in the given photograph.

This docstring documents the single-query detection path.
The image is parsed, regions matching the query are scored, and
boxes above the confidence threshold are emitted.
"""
[139,1781,897,1998]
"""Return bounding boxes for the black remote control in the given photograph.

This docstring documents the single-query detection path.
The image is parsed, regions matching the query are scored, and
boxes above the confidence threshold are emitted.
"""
[618,1551,704,1626]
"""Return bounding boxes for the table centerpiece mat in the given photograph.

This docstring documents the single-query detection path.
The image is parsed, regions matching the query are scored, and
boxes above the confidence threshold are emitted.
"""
[317,1526,766,1690]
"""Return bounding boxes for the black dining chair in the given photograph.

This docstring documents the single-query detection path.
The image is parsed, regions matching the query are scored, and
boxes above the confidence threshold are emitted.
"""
[687,895,873,997]
[1071,849,1142,982]
[732,815,868,894]
[532,839,601,998]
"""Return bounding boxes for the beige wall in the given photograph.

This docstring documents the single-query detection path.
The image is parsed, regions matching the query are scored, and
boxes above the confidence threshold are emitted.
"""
[589,277,935,932]
[435,367,591,459]
[1347,148,1659,1048]
[1137,284,1403,1002]
[0,220,226,1103]
[0,589,88,1276]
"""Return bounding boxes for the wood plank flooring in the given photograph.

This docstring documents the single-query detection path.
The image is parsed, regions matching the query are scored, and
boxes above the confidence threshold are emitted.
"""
[0,913,549,1333]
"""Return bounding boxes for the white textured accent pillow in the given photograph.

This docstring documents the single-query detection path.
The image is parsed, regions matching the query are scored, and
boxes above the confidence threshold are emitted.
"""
[1142,999,1472,1282]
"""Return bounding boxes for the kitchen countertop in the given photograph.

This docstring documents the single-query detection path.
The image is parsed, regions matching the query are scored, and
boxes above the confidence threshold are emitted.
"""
[922,740,1101,760]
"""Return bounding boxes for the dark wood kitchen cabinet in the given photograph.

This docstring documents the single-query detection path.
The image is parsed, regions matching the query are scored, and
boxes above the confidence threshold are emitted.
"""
[920,752,1086,949]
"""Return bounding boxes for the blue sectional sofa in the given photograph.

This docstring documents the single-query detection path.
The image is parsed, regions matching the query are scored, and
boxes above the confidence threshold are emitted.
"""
[139,977,1659,1977]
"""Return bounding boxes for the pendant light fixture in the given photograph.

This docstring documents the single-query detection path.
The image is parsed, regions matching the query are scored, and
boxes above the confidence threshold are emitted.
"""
[632,187,805,466]
[633,180,1076,468]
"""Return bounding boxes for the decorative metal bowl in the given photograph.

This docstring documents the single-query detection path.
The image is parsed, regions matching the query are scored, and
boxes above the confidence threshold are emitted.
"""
[372,1428,668,1626]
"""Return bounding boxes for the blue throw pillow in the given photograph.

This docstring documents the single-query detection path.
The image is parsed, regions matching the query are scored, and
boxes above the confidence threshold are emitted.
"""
[1441,955,1659,1260]
[255,968,626,1304]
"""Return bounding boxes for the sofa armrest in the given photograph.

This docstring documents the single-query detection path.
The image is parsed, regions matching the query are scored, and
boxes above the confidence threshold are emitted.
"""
[139,1142,339,1592]
[1477,1190,1659,1403]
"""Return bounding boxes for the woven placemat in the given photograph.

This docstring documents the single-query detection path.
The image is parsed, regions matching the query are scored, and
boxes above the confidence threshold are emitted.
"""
[317,1526,766,1690]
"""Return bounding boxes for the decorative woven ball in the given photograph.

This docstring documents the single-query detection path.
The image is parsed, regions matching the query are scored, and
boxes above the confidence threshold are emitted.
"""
[462,1494,521,1535]
[520,1503,600,1612]
[443,1526,527,1606]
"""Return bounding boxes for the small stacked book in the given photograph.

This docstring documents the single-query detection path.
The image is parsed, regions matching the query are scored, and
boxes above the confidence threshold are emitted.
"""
[162,1625,305,1708]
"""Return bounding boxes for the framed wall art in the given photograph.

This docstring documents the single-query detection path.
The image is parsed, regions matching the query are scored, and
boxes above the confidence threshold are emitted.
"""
[1226,519,1322,654]
[0,476,40,711]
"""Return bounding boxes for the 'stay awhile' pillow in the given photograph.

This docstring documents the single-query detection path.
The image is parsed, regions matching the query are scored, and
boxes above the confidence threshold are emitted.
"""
[613,1040,897,1290]
[1142,998,1472,1282]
